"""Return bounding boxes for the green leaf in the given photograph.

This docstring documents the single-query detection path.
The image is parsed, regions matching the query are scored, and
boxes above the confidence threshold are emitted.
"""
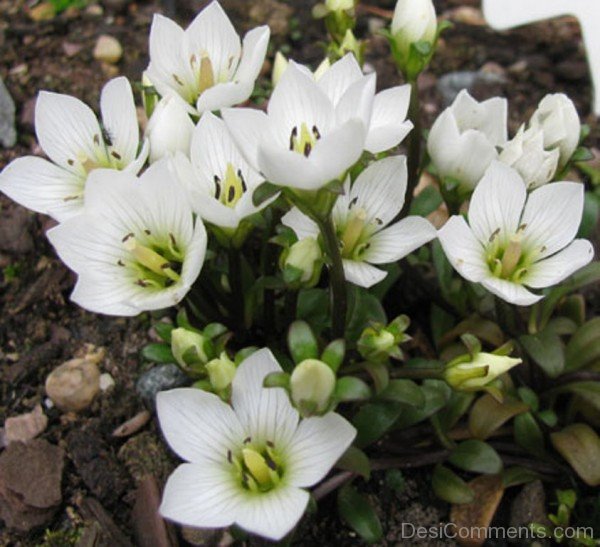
[252,181,280,207]
[551,424,600,486]
[502,466,541,488]
[263,371,290,389]
[448,440,503,474]
[337,485,383,544]
[334,376,371,402]
[553,381,600,412]
[578,191,600,239]
[378,379,425,407]
[519,329,565,378]
[394,379,451,429]
[565,317,600,372]
[345,286,387,342]
[321,339,345,372]
[385,469,405,496]
[353,401,403,448]
[142,343,175,364]
[336,446,371,480]
[297,288,330,334]
[154,322,174,343]
[432,464,475,504]
[572,146,594,162]
[469,394,529,440]
[287,321,318,364]
[362,362,389,394]
[514,412,545,458]
[410,185,443,216]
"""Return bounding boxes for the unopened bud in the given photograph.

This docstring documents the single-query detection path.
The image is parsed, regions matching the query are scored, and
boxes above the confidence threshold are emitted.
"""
[444,352,521,391]
[171,327,208,368]
[206,352,237,391]
[290,359,336,416]
[282,237,323,287]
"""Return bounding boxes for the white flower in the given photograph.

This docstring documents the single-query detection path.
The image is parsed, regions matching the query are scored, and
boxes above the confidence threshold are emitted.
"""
[499,125,559,189]
[391,0,437,54]
[173,112,268,229]
[46,161,207,316]
[157,348,356,541]
[146,1,270,113]
[427,89,507,190]
[222,60,371,191]
[530,93,581,167]
[272,51,330,87]
[146,93,195,163]
[0,77,148,222]
[438,161,594,306]
[282,156,437,288]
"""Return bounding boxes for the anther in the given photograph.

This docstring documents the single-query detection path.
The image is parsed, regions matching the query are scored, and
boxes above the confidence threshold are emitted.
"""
[111,151,122,160]
[214,175,222,200]
[312,125,321,140]
[243,437,252,444]
[289,127,298,151]
[489,228,501,243]
[67,159,75,166]
[144,229,151,235]
[303,142,312,157]
[227,449,232,463]
[117,259,125,267]
[122,232,134,243]
[93,134,100,146]
[349,197,358,209]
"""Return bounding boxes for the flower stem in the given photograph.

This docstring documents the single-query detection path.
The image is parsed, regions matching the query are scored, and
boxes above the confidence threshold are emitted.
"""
[399,78,421,218]
[315,215,347,339]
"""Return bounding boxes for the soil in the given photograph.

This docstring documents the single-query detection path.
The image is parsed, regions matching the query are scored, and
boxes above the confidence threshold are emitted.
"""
[0,0,598,545]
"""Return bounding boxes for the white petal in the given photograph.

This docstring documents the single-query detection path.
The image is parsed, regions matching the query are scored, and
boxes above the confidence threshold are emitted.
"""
[350,156,407,227]
[160,463,239,529]
[365,216,436,264]
[335,74,375,129]
[221,107,270,170]
[524,239,594,289]
[231,348,299,447]
[481,277,543,306]
[317,53,363,106]
[196,81,254,112]
[258,146,325,190]
[234,485,309,541]
[286,413,356,488]
[100,77,139,166]
[342,259,387,288]
[468,161,526,245]
[281,208,320,240]
[234,25,270,84]
[437,216,488,282]
[521,182,585,259]
[186,1,241,82]
[0,156,84,221]
[157,388,244,464]
[452,90,507,146]
[365,85,413,153]
[69,274,143,316]
[35,91,103,172]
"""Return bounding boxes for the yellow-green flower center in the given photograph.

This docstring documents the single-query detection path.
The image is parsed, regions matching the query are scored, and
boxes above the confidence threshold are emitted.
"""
[214,163,247,208]
[337,206,379,260]
[229,440,284,493]
[289,123,321,157]
[485,225,539,283]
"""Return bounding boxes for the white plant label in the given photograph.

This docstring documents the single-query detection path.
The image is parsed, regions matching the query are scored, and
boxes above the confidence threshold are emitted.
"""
[483,0,600,115]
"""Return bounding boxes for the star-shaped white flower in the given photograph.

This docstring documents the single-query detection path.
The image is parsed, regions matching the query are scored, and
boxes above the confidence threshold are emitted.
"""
[173,112,269,229]
[157,348,356,541]
[427,89,507,190]
[222,58,376,191]
[47,161,207,316]
[438,161,594,306]
[146,1,269,113]
[282,156,437,287]
[0,77,148,222]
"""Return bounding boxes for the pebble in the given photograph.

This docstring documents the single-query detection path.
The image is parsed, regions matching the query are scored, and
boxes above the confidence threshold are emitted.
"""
[135,364,188,408]
[0,76,16,148]
[93,35,123,64]
[99,372,115,391]
[2,405,48,446]
[437,70,506,106]
[45,358,101,412]
[509,480,552,531]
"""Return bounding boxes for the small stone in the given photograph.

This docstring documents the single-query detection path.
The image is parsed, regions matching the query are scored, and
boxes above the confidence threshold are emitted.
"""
[3,405,48,446]
[45,358,101,412]
[136,364,188,408]
[99,372,115,391]
[62,41,83,57]
[0,76,17,148]
[100,62,120,78]
[509,480,552,533]
[28,2,55,21]
[437,70,506,106]
[449,6,486,26]
[19,97,36,129]
[93,35,123,64]
[85,4,104,16]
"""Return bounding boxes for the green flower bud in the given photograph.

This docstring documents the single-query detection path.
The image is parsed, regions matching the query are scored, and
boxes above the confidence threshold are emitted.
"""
[171,327,208,368]
[358,315,410,362]
[290,359,336,416]
[444,352,521,392]
[206,352,237,392]
[282,237,323,288]
[325,0,354,12]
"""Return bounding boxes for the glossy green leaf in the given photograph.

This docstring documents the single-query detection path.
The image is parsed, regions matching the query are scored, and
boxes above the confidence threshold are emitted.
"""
[353,401,403,448]
[448,440,503,474]
[514,412,545,458]
[469,394,529,440]
[519,330,565,378]
[287,321,318,364]
[336,446,371,480]
[378,379,425,407]
[410,185,443,216]
[432,464,475,504]
[337,485,383,544]
[551,424,600,486]
[334,376,371,402]
[142,343,175,364]
[501,466,541,488]
[321,339,345,372]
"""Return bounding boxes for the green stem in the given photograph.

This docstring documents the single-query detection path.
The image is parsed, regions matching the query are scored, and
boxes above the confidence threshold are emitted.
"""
[399,78,421,218]
[228,247,244,331]
[315,215,347,339]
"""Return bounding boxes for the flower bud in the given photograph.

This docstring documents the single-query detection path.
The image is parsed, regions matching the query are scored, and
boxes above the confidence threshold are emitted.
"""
[290,359,336,416]
[282,237,323,287]
[358,315,410,362]
[335,29,362,63]
[325,0,354,11]
[391,0,437,60]
[145,93,195,163]
[530,93,580,167]
[272,51,289,87]
[444,352,521,391]
[206,352,237,391]
[171,327,208,368]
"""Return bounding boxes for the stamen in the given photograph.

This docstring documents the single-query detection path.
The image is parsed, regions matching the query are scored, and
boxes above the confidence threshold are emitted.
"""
[111,151,122,160]
[198,55,215,93]
[214,175,222,200]
[172,73,184,86]
[312,125,321,140]
[93,134,100,146]
[289,126,298,151]
[122,232,134,243]
[489,228,500,243]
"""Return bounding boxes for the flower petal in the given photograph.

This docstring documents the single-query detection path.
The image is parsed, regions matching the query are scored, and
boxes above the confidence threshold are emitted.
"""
[350,156,407,227]
[196,81,254,113]
[35,91,103,172]
[157,388,245,463]
[521,182,585,259]
[69,274,142,316]
[335,73,375,129]
[100,77,139,166]
[365,216,437,264]
[231,348,299,447]
[286,412,356,488]
[438,216,488,282]
[0,156,83,221]
[468,161,526,245]
[160,463,239,529]
[234,25,270,84]
[234,485,309,541]
[317,53,363,106]
[281,208,320,240]
[221,107,271,170]
[365,85,413,153]
[342,259,387,288]
[480,277,543,306]
[452,90,507,146]
[524,239,594,289]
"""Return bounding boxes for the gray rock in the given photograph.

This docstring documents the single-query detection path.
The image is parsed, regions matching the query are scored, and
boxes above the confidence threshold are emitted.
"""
[437,70,506,106]
[0,76,16,148]
[136,364,188,408]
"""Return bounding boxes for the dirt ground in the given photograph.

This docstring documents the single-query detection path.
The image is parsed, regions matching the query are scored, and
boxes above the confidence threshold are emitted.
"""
[0,0,598,545]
